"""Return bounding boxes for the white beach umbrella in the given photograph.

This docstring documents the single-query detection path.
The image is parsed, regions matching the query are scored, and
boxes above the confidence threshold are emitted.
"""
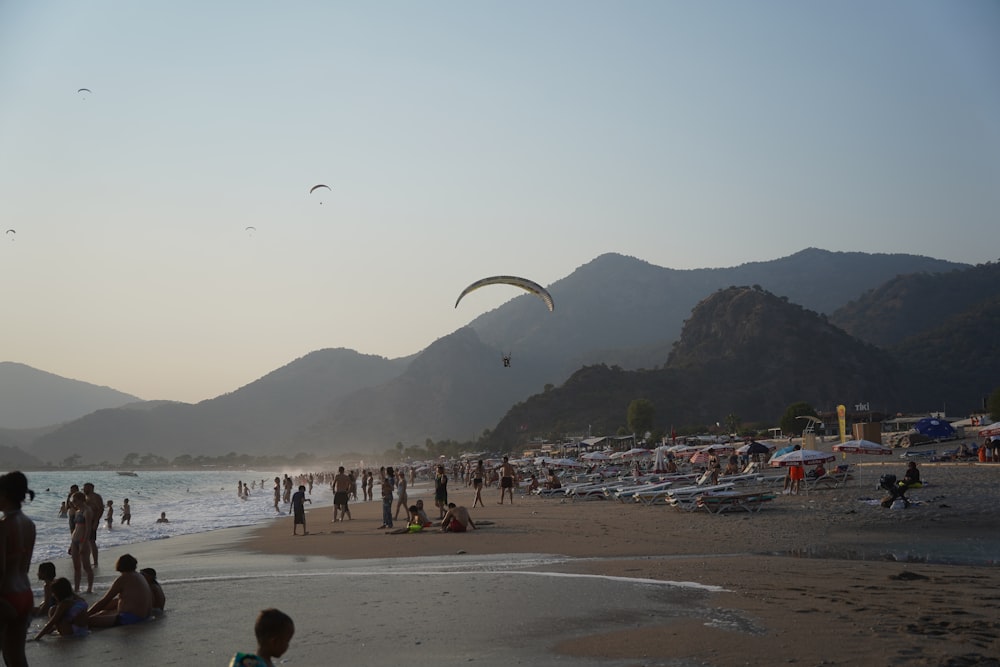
[832,440,892,455]
[581,451,611,461]
[769,449,835,467]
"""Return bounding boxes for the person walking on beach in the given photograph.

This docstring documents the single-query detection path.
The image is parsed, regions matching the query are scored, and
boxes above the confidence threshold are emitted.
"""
[332,467,352,522]
[83,482,104,568]
[472,460,485,508]
[229,608,295,667]
[434,465,449,519]
[272,477,281,514]
[365,471,374,502]
[291,485,311,536]
[87,553,152,627]
[69,492,94,594]
[0,471,36,666]
[498,456,516,505]
[105,500,114,531]
[121,498,131,526]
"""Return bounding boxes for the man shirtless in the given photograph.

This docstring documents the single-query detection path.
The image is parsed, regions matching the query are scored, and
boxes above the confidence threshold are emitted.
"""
[332,467,352,522]
[440,503,476,533]
[497,456,516,505]
[87,554,152,627]
[83,483,104,568]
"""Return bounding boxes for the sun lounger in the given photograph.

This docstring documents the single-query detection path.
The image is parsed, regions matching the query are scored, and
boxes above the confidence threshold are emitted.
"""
[899,449,936,459]
[664,483,736,511]
[696,490,776,514]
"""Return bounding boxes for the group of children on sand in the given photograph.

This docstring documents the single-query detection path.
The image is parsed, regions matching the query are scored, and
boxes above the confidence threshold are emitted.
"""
[31,557,165,640]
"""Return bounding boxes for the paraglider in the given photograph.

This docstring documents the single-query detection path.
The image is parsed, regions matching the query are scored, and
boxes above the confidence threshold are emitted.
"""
[4,229,14,240]
[245,226,257,235]
[455,276,553,368]
[454,275,554,312]
[309,184,331,204]
[77,88,91,99]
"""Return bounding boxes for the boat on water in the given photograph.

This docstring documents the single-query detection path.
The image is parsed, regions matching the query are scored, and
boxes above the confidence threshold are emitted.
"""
[117,471,139,477]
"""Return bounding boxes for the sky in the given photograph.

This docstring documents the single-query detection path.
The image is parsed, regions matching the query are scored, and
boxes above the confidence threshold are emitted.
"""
[1,1,998,404]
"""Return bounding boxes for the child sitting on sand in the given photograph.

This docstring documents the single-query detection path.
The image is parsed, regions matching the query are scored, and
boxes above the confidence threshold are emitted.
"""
[230,608,295,667]
[34,562,56,617]
[33,578,90,640]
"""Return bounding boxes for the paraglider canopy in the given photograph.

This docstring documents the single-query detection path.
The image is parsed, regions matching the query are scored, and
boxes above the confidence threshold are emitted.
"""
[4,229,14,239]
[309,184,331,194]
[77,88,91,94]
[454,276,554,312]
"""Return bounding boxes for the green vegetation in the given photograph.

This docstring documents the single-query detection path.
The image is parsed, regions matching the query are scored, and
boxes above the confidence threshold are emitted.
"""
[779,402,818,437]
[989,387,1000,422]
[626,399,655,437]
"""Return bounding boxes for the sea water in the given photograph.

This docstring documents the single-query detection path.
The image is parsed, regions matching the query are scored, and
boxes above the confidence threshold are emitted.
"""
[14,470,331,563]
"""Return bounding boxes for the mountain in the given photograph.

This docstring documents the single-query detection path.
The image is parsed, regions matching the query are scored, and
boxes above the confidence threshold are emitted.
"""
[483,286,907,450]
[18,249,975,463]
[29,349,405,465]
[830,261,1000,347]
[470,248,964,374]
[0,362,142,430]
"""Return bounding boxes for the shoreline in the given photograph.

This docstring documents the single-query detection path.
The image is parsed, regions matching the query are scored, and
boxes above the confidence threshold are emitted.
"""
[29,463,1000,666]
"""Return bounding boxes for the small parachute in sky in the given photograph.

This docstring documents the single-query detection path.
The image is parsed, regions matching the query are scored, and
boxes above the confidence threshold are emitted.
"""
[309,184,331,205]
[5,229,14,241]
[77,88,91,98]
[455,275,554,312]
[245,226,257,235]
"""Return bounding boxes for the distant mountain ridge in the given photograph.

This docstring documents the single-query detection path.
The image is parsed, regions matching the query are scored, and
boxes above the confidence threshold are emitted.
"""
[0,362,142,430]
[483,286,907,449]
[14,249,987,464]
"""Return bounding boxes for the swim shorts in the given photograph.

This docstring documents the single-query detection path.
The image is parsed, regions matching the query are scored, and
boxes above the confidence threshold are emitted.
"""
[447,519,467,533]
[334,491,349,506]
[500,476,514,489]
[114,611,148,626]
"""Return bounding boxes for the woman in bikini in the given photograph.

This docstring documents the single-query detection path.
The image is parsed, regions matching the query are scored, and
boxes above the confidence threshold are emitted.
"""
[33,577,89,639]
[69,492,94,594]
[472,460,485,508]
[0,470,37,666]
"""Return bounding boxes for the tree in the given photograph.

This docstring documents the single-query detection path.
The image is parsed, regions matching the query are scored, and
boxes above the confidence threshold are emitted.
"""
[780,402,818,436]
[989,386,1000,421]
[122,452,139,467]
[627,399,655,437]
[62,454,81,468]
[724,413,740,436]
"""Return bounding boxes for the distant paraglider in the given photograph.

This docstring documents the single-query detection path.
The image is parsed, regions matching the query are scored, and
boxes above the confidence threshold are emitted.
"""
[454,275,554,312]
[4,229,14,240]
[77,88,91,99]
[309,184,331,204]
[245,226,257,235]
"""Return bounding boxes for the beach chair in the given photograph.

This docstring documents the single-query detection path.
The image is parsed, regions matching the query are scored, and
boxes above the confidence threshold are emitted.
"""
[664,482,735,511]
[696,490,777,514]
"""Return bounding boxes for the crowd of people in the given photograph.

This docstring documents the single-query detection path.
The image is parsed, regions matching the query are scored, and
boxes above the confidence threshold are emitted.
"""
[0,471,170,666]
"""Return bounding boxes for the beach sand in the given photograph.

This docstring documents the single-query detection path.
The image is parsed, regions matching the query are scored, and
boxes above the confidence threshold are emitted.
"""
[29,461,1000,666]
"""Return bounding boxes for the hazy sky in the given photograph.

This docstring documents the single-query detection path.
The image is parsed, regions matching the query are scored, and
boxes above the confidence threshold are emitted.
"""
[2,2,998,404]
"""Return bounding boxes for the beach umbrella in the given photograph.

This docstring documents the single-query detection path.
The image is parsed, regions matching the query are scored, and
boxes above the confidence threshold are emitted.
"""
[832,440,892,456]
[737,441,773,456]
[769,449,835,467]
[979,423,1000,438]
[581,451,611,461]
[914,418,957,440]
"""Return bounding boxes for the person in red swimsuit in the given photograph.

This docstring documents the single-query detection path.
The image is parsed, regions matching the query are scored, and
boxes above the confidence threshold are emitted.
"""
[0,471,37,666]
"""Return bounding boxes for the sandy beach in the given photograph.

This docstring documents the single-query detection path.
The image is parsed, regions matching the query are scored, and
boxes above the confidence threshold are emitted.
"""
[28,461,1000,667]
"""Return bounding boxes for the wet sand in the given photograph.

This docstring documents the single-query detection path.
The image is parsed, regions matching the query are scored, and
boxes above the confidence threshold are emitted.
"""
[29,462,1000,666]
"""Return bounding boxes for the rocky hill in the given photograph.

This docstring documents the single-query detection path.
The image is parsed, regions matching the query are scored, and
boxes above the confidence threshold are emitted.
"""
[484,286,907,450]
